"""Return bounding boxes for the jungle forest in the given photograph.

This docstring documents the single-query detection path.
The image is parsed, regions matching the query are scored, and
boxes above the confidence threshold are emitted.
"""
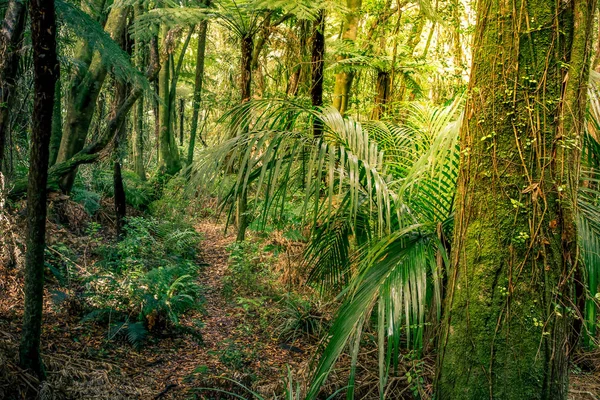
[1,0,600,398]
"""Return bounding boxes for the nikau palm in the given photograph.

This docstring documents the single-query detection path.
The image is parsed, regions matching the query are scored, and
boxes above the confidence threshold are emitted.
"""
[191,98,462,397]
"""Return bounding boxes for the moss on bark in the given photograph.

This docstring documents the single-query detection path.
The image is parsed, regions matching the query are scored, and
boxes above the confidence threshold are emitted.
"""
[436,0,597,397]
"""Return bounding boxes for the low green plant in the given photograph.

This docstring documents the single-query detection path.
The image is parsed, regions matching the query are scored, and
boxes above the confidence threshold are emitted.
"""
[82,216,204,347]
[222,241,272,300]
[276,295,325,342]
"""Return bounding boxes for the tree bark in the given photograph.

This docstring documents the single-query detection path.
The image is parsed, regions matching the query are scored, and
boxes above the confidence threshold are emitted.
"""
[113,162,126,239]
[19,0,58,378]
[332,0,361,115]
[436,0,596,398]
[132,8,146,181]
[188,17,209,165]
[179,98,185,146]
[311,10,325,137]
[371,70,389,120]
[0,0,28,168]
[236,32,255,242]
[49,79,62,166]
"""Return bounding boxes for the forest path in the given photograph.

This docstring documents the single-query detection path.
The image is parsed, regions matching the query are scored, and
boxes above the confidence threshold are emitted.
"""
[136,219,306,399]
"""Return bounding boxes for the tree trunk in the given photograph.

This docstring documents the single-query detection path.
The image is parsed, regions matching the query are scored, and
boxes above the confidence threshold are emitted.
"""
[236,33,255,242]
[311,10,325,137]
[0,0,28,167]
[240,34,254,103]
[158,34,176,174]
[436,0,596,397]
[188,18,209,165]
[179,98,184,146]
[332,0,361,115]
[49,79,62,166]
[19,0,58,378]
[158,26,192,175]
[371,70,389,120]
[56,4,129,192]
[113,161,126,239]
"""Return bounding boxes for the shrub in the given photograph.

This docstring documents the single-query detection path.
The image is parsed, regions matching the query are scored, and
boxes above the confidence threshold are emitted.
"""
[82,216,204,346]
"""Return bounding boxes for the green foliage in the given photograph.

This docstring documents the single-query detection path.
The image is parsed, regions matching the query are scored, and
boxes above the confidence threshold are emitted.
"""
[276,295,325,341]
[191,99,462,397]
[222,241,272,300]
[71,188,101,215]
[56,0,149,90]
[82,216,203,346]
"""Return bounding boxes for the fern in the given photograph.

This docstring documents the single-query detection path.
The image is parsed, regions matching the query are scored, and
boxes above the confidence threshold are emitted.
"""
[56,0,149,90]
[126,322,148,348]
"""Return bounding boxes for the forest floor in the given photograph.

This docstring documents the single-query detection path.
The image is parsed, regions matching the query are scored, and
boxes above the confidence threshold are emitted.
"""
[1,197,599,399]
[0,200,313,399]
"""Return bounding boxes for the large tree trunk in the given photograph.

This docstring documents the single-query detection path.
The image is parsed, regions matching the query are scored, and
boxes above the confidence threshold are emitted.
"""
[56,4,129,192]
[436,0,596,397]
[311,10,325,138]
[187,18,209,165]
[19,0,58,378]
[332,0,361,115]
[0,0,28,168]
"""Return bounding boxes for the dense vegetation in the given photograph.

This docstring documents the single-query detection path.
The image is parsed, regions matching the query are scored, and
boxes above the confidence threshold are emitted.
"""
[1,0,600,398]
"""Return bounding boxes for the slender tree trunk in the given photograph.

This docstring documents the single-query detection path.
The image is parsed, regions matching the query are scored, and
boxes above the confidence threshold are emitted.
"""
[0,0,28,167]
[436,0,596,398]
[49,79,62,166]
[240,34,254,103]
[236,33,255,242]
[19,0,58,378]
[113,162,126,239]
[132,13,146,180]
[179,98,185,146]
[332,0,361,115]
[188,18,209,165]
[311,10,325,137]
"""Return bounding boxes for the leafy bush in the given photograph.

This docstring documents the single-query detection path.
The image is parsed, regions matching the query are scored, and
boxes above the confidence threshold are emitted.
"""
[276,295,326,342]
[222,241,272,300]
[82,216,204,346]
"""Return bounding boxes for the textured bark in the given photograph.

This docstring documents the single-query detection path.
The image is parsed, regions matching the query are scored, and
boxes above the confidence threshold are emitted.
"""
[19,0,58,378]
[371,70,389,120]
[436,0,596,397]
[332,0,361,115]
[113,162,126,239]
[132,9,146,181]
[236,32,255,241]
[0,0,27,167]
[188,18,209,165]
[56,4,129,192]
[311,10,325,137]
[49,79,62,167]
[240,34,254,103]
[179,98,185,146]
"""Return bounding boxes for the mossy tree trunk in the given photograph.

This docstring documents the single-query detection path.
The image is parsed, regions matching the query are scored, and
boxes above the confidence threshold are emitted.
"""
[19,0,59,378]
[0,0,28,168]
[236,33,254,242]
[436,0,596,398]
[56,3,129,192]
[187,16,209,165]
[332,0,361,116]
[49,79,62,167]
